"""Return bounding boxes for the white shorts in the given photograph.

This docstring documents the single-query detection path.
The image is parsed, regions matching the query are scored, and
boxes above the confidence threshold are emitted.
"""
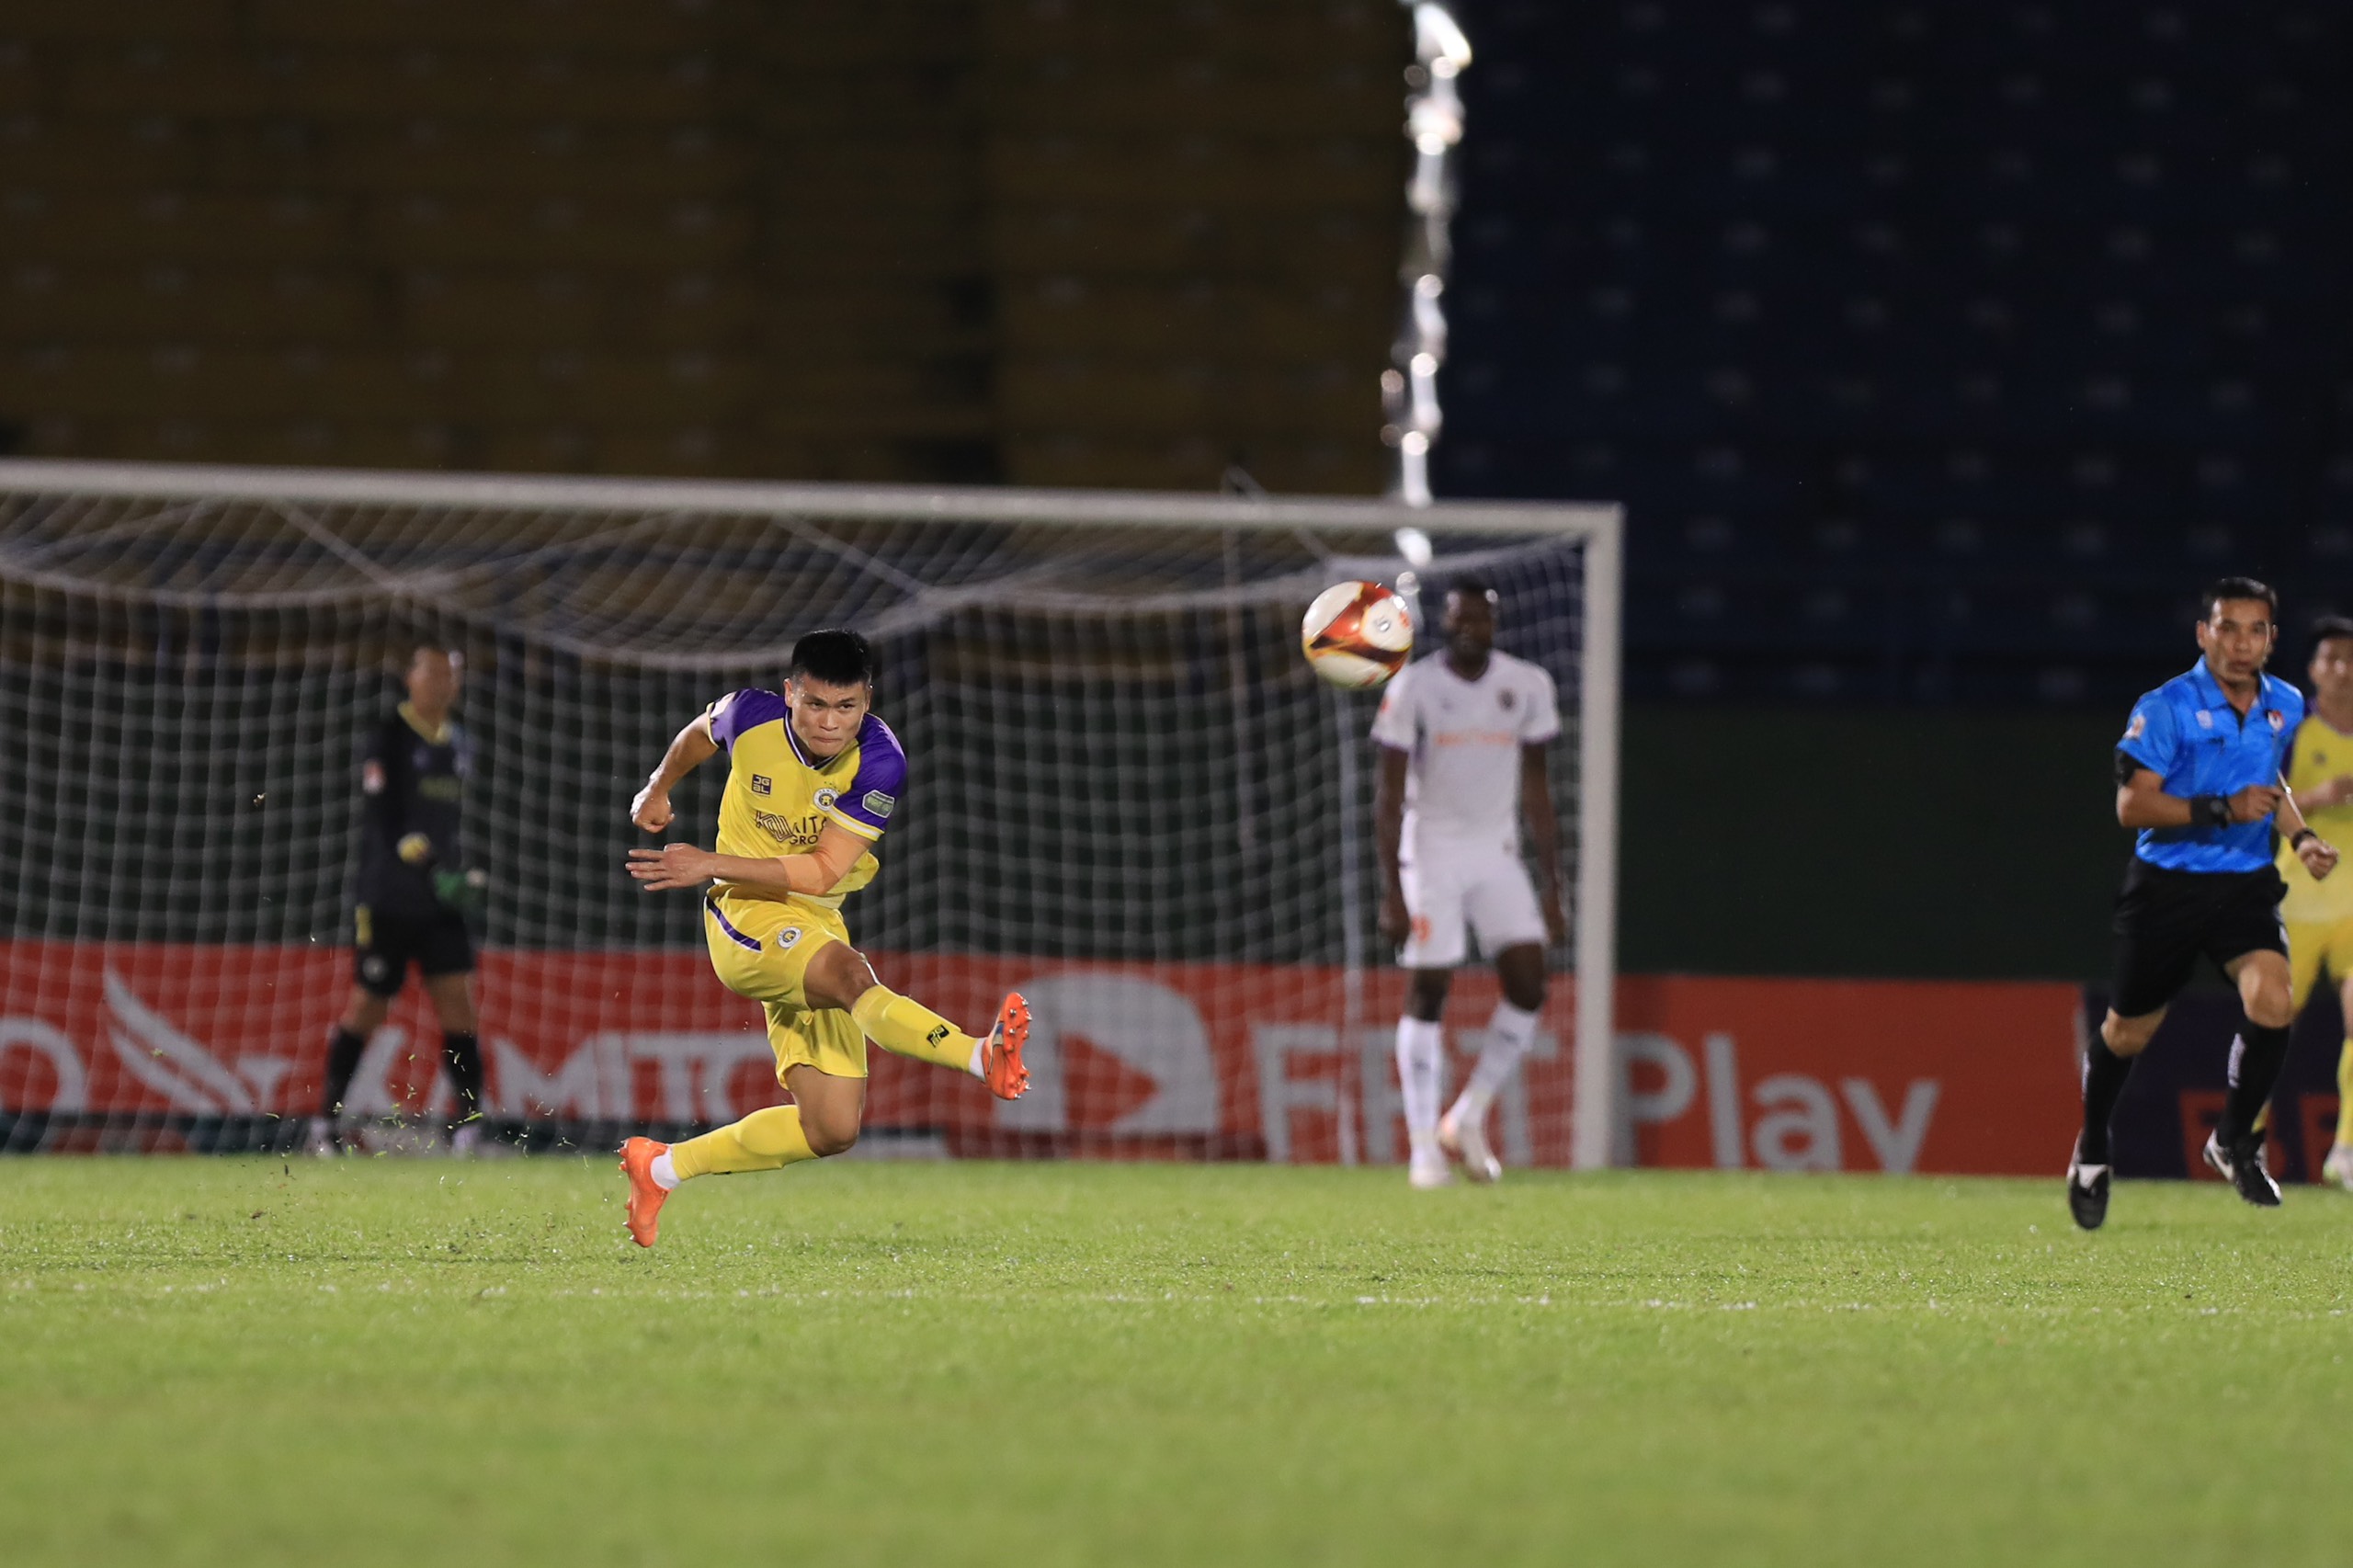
[1399,848,1548,970]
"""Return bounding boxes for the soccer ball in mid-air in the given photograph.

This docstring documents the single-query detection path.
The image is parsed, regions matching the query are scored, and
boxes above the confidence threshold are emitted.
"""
[1301,580,1414,688]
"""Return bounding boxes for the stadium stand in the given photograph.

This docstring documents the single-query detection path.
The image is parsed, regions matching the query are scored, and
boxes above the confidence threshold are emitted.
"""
[0,0,1403,492]
[1437,1,2353,706]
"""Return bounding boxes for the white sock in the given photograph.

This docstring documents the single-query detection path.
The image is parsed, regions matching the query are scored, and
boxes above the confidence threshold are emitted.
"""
[1396,1017,1445,1159]
[649,1150,680,1191]
[967,1040,985,1077]
[1454,999,1541,1123]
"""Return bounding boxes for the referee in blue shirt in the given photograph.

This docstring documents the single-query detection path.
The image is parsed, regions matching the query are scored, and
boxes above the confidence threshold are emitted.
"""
[2072,577,2341,1228]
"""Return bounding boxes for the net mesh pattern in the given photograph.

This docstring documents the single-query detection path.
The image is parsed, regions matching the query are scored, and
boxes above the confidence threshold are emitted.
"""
[0,475,1592,1162]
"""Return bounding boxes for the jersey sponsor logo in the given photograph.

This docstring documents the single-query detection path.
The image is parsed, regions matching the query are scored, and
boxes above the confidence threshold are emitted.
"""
[361,761,386,795]
[926,1023,949,1047]
[753,808,822,845]
[863,790,896,818]
[750,773,772,796]
[2125,712,2146,741]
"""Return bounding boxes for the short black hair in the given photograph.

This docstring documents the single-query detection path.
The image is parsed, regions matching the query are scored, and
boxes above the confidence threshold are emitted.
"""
[1446,577,1501,606]
[2311,614,2353,652]
[790,628,874,687]
[2203,575,2278,620]
[407,639,451,665]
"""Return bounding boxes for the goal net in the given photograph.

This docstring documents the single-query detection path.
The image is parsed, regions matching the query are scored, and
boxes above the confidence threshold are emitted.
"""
[0,461,1620,1166]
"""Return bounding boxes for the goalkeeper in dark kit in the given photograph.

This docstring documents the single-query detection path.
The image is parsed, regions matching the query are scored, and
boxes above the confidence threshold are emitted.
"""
[308,641,490,1154]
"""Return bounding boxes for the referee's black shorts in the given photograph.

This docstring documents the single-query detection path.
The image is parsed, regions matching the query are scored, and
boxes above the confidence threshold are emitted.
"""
[2108,858,2287,1018]
[353,903,475,998]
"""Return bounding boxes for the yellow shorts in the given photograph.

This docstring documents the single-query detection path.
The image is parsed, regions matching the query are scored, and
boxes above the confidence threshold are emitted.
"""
[703,892,867,1081]
[2287,917,2353,1011]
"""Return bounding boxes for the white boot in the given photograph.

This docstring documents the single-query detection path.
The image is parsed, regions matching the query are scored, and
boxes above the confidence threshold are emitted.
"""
[1438,1102,1501,1183]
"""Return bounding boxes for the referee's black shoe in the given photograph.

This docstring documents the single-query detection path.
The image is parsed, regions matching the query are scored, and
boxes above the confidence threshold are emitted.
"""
[2065,1158,2110,1231]
[2202,1130,2282,1208]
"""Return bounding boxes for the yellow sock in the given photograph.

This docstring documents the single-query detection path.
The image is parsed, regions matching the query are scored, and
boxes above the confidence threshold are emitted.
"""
[2336,1037,2353,1148]
[669,1105,817,1179]
[850,984,979,1074]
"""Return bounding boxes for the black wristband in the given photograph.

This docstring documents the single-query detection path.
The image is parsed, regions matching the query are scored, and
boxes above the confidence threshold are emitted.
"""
[2293,827,2319,849]
[2191,795,2233,829]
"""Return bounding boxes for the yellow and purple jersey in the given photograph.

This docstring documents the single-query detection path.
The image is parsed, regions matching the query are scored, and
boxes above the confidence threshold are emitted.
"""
[702,688,907,909]
[2279,714,2353,926]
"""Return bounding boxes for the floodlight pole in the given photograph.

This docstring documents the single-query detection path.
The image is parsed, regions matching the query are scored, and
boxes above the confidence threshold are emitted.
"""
[1384,2,1472,506]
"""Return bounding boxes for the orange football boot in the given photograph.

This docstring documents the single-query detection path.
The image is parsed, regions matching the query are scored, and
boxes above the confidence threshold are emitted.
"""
[980,991,1031,1100]
[619,1136,671,1247]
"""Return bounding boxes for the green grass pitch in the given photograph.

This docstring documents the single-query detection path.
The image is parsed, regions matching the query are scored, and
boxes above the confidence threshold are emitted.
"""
[3,1157,2348,1567]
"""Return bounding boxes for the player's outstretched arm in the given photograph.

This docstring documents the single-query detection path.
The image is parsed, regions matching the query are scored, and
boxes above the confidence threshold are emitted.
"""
[1520,743,1567,945]
[1372,745,1411,946]
[2276,784,2342,881]
[631,712,719,832]
[628,822,870,897]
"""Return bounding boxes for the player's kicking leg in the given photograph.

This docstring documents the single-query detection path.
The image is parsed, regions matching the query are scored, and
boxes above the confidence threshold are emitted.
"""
[620,961,1028,1248]
[1438,937,1548,1184]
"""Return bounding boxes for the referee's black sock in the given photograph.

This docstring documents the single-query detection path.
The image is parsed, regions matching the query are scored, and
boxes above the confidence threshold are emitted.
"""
[321,1025,368,1118]
[2076,1035,2135,1165]
[441,1030,484,1124]
[2219,1022,2292,1146]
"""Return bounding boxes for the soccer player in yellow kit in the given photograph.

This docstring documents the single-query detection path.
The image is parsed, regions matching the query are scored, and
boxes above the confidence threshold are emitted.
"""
[614,629,1029,1245]
[2277,615,2353,1190]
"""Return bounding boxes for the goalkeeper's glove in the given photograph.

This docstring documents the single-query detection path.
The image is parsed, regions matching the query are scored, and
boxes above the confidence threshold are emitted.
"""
[433,867,488,915]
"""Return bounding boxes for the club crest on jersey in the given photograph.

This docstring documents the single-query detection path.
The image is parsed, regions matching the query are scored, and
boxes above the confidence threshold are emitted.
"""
[1499,689,1518,711]
[813,788,837,811]
[2269,710,2285,731]
[2125,712,2146,741]
[750,774,772,796]
[2196,710,2214,729]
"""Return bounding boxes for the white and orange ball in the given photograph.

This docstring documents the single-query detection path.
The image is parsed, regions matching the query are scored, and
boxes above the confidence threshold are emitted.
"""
[1301,580,1414,688]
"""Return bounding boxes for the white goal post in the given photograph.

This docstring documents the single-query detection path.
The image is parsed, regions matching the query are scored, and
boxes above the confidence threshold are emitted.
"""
[0,459,1621,1167]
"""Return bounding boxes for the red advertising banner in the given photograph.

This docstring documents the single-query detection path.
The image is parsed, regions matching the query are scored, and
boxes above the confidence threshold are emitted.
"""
[1613,976,2083,1176]
[0,941,2083,1173]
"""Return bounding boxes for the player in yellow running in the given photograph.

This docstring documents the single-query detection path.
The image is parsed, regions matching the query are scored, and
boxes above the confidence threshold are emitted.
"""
[613,629,1029,1245]
[2277,615,2353,1190]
